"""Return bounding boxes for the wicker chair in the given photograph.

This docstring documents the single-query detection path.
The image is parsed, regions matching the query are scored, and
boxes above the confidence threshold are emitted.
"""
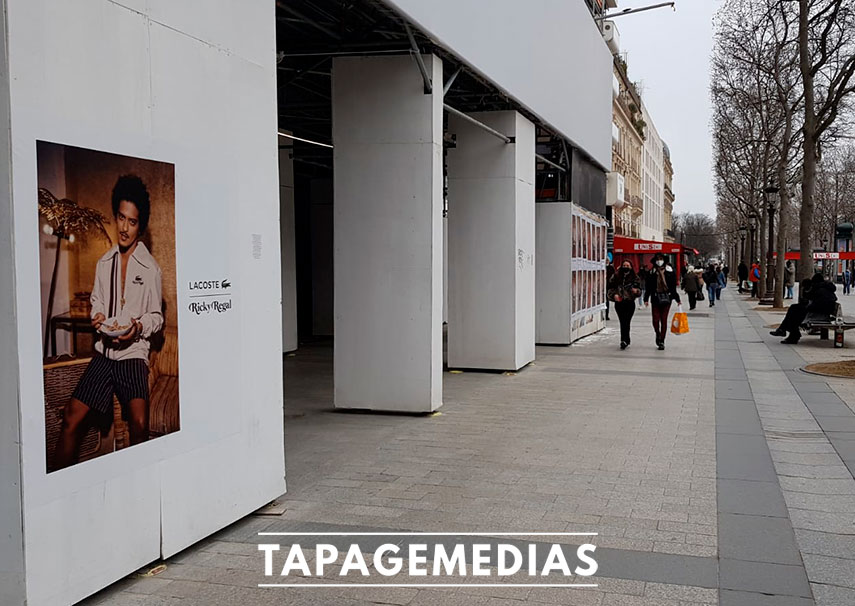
[43,358,127,473]
[148,325,180,437]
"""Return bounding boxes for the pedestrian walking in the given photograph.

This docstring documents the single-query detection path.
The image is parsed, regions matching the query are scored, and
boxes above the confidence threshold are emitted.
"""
[681,267,701,310]
[723,264,730,282]
[608,260,642,350]
[716,265,726,301]
[784,260,795,299]
[702,263,718,307]
[738,260,748,294]
[644,252,681,350]
[845,267,851,296]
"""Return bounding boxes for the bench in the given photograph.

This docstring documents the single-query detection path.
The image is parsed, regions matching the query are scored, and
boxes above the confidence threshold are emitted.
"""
[801,303,855,347]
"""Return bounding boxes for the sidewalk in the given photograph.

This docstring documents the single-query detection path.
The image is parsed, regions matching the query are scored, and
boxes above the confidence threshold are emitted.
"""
[82,288,855,605]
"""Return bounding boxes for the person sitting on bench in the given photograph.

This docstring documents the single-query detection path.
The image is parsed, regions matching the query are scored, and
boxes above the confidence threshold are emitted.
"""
[771,273,837,344]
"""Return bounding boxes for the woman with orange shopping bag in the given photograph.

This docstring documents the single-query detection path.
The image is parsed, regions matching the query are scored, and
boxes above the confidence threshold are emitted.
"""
[644,253,681,350]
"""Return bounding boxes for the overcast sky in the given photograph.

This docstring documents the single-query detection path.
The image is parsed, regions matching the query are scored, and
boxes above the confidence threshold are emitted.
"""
[617,0,720,218]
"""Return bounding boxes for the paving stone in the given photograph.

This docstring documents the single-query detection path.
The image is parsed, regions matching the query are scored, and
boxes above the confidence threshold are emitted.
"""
[717,479,788,517]
[802,554,855,589]
[526,587,606,605]
[719,558,812,597]
[716,434,777,481]
[642,582,717,603]
[788,509,855,534]
[718,513,802,565]
[810,583,855,606]
[813,416,855,433]
[718,589,814,606]
[783,491,855,513]
[778,476,855,495]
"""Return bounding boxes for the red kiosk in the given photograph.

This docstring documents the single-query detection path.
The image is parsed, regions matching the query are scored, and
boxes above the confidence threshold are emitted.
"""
[612,235,697,275]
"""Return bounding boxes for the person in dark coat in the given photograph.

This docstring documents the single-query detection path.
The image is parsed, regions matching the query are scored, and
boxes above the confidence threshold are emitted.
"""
[644,252,681,350]
[770,273,838,344]
[702,264,718,307]
[682,268,701,310]
[716,265,727,301]
[608,260,642,350]
[737,261,749,293]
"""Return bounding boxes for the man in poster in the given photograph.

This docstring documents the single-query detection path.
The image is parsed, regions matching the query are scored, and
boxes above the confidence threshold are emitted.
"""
[53,175,163,470]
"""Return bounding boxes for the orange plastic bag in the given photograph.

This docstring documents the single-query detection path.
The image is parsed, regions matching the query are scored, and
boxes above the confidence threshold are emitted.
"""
[671,306,689,335]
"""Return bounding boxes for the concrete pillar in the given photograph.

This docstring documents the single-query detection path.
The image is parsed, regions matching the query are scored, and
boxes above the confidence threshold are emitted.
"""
[279,146,298,352]
[332,54,443,412]
[446,111,536,370]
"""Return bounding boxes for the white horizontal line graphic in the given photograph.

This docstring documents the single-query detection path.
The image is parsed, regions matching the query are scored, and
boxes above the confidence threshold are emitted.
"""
[257,532,598,536]
[259,584,599,588]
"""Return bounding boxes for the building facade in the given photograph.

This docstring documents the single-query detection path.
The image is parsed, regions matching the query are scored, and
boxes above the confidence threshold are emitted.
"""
[640,104,665,242]
[611,57,644,239]
[663,143,675,242]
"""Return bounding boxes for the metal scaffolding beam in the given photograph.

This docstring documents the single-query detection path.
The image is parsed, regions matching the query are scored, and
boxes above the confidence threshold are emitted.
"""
[444,104,513,144]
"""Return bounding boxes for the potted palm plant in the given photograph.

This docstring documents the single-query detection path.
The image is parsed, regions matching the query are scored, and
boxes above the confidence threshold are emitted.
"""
[38,188,111,357]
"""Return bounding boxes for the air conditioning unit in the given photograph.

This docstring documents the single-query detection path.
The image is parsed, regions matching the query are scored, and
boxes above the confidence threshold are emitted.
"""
[602,20,620,55]
[606,172,625,209]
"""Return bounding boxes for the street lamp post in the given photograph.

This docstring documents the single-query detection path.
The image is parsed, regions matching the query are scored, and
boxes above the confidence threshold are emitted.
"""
[738,224,748,293]
[749,214,758,267]
[765,182,780,295]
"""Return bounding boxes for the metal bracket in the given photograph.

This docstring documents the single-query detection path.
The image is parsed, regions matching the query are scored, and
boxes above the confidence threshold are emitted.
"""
[443,66,463,97]
[404,23,432,94]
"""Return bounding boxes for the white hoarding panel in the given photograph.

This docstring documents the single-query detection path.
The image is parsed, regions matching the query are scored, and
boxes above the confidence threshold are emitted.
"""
[385,0,613,169]
[4,1,285,603]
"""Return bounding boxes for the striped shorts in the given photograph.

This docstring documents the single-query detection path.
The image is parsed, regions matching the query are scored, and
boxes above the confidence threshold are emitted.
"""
[71,354,149,416]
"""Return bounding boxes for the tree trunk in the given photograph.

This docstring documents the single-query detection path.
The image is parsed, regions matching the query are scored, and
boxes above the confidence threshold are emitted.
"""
[799,0,817,280]
[759,211,768,299]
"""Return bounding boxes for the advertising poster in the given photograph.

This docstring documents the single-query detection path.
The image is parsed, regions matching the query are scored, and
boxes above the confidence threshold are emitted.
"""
[37,141,179,472]
[570,205,607,342]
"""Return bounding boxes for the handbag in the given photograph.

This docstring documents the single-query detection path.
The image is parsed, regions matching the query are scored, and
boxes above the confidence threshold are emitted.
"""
[654,291,671,305]
[697,290,705,301]
[671,306,689,335]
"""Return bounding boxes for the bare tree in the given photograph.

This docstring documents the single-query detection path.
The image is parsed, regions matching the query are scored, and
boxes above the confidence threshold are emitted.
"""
[798,0,855,278]
[673,213,719,258]
[712,0,806,303]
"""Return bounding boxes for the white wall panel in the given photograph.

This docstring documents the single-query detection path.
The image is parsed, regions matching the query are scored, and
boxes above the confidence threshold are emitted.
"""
[0,2,25,602]
[3,0,285,603]
[536,203,573,345]
[385,0,613,169]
